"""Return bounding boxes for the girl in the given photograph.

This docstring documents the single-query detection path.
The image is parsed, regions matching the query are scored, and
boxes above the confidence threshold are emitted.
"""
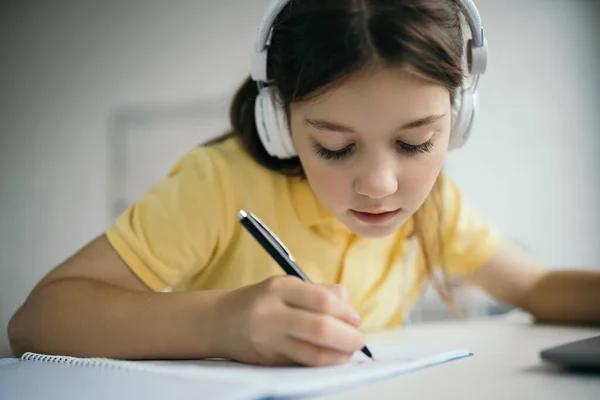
[9,0,600,367]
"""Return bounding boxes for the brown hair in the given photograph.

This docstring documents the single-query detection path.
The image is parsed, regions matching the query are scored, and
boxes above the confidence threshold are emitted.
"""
[227,0,466,307]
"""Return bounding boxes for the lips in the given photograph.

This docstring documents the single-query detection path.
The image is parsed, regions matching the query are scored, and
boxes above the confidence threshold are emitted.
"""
[351,209,401,224]
[354,209,395,214]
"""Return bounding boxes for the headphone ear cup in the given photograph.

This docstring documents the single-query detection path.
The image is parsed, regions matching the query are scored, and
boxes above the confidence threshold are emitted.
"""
[254,87,297,159]
[271,89,296,158]
[449,86,477,150]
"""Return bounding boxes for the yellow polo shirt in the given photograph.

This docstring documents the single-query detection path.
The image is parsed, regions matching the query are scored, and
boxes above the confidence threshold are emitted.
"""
[105,136,502,331]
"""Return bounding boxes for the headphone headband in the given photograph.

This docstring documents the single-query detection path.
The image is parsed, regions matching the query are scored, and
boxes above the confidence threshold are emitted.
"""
[251,0,488,83]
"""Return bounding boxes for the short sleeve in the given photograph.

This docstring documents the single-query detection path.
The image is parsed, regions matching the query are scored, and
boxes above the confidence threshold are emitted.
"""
[439,174,503,275]
[105,148,237,292]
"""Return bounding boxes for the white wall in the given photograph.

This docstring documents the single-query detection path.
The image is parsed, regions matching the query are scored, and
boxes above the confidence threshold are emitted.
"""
[1,0,599,357]
[0,0,270,357]
[445,0,600,266]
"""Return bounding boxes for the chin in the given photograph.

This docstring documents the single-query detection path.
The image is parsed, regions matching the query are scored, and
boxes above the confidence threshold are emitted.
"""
[351,224,399,238]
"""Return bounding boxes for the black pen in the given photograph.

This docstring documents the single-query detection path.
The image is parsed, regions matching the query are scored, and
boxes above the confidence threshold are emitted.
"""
[237,209,374,361]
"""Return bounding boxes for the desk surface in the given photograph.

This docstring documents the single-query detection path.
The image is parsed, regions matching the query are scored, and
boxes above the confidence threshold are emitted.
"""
[314,313,600,400]
[1,314,598,400]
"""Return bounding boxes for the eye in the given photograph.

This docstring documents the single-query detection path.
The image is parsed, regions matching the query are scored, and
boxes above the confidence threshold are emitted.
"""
[313,143,355,161]
[396,139,434,155]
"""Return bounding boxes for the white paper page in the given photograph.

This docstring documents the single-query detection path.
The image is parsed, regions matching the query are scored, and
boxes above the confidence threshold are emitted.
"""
[140,345,472,398]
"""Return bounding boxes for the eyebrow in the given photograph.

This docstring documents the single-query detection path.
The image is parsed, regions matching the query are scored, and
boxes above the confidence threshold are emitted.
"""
[305,113,447,134]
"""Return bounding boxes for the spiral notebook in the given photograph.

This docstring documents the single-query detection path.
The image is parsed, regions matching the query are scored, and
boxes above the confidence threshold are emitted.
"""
[0,345,471,400]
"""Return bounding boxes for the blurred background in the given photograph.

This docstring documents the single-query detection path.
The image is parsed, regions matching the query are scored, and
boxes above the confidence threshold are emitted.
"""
[1,0,599,357]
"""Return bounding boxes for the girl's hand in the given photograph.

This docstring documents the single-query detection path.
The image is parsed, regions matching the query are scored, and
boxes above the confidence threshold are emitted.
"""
[215,276,365,366]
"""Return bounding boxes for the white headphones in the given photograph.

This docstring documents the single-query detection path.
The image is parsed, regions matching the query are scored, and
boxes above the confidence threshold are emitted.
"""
[251,0,489,159]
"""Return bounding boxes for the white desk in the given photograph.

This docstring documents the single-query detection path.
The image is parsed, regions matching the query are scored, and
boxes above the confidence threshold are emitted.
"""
[314,313,600,400]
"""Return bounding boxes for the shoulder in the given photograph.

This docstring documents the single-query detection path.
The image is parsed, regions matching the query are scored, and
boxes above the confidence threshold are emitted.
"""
[433,172,503,274]
[170,135,281,182]
[415,172,490,237]
[169,135,289,210]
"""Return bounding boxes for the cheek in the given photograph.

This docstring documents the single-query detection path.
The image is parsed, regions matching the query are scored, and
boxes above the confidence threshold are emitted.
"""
[402,151,446,202]
[291,124,350,207]
[301,157,351,207]
[401,128,449,197]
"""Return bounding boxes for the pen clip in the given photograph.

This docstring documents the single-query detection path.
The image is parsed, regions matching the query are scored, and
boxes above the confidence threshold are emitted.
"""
[245,211,296,262]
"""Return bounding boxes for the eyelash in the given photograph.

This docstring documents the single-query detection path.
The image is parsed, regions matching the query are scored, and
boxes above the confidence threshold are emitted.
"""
[313,140,434,161]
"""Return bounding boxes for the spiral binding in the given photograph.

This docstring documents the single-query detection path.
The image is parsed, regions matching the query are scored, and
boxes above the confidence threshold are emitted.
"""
[18,352,254,383]
[21,352,139,372]
[18,352,211,380]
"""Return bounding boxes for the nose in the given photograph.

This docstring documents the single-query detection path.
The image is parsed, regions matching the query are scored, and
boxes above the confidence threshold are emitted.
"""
[353,158,398,199]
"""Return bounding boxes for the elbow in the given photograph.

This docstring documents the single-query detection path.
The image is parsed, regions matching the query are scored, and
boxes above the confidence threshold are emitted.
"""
[8,309,26,357]
[8,282,58,357]
[8,305,34,358]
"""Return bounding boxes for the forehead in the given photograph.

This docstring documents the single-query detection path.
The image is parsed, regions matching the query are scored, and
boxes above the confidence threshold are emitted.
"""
[292,66,451,121]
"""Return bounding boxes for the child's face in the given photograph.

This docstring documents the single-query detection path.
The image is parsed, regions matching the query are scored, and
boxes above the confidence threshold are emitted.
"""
[290,66,452,238]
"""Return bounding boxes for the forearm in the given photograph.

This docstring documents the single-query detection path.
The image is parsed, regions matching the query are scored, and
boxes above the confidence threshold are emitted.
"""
[8,278,228,359]
[522,269,600,324]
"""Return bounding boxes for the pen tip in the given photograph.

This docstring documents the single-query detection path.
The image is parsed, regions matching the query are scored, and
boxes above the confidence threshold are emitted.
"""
[362,346,373,360]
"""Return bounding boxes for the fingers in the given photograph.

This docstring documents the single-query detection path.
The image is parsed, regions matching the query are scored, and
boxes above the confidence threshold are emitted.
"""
[282,279,361,328]
[285,307,365,354]
[318,283,350,304]
[278,335,354,367]
[234,277,365,367]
